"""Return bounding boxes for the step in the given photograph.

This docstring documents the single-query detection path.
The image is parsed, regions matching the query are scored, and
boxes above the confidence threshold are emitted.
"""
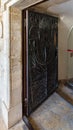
[56,83,73,105]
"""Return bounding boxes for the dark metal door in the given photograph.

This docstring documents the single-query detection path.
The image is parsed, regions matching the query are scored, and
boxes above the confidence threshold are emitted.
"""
[23,10,58,116]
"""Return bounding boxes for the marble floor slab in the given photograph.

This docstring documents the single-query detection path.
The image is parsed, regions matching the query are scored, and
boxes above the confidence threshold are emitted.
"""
[29,93,73,130]
[0,92,73,130]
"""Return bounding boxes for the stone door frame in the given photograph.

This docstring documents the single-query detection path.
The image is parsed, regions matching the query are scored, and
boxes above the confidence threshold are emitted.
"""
[1,0,48,128]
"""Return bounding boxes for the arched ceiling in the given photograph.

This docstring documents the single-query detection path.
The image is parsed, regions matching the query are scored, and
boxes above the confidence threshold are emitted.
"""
[32,0,73,17]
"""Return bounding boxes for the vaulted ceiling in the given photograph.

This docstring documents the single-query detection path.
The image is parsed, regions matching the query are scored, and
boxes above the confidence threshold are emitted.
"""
[31,0,73,17]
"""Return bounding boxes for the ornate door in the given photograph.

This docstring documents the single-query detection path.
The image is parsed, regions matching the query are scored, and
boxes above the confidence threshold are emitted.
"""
[23,10,58,116]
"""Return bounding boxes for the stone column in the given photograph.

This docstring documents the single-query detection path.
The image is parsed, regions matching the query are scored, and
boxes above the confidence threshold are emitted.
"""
[2,6,22,128]
[9,7,22,127]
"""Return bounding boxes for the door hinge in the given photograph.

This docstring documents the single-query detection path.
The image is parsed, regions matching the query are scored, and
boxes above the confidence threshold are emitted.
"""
[24,98,28,106]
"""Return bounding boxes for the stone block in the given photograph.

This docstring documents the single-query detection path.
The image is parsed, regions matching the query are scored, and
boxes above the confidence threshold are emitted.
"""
[2,101,22,128]
[10,88,22,107]
[8,103,22,128]
[11,59,22,90]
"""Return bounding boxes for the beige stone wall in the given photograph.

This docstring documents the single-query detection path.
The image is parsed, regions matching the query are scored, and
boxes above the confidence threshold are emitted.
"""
[9,7,22,127]
[58,15,73,80]
[0,0,45,128]
[1,0,44,11]
[10,7,22,108]
[67,27,73,79]
[1,6,22,128]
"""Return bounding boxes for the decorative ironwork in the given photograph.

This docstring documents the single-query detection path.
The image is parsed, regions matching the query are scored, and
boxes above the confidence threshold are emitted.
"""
[26,11,58,115]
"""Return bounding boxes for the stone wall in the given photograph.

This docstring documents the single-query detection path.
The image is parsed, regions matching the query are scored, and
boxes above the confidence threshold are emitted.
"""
[58,15,73,80]
[9,7,22,126]
[10,7,22,108]
[1,6,22,128]
[0,0,46,128]
[0,12,4,100]
[2,7,11,127]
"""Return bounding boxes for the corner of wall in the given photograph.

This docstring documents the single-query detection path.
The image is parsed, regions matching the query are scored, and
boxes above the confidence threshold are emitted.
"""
[2,101,22,128]
[2,101,8,128]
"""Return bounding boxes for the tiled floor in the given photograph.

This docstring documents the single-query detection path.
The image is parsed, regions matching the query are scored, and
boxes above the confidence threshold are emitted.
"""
[29,93,73,130]
[0,92,73,130]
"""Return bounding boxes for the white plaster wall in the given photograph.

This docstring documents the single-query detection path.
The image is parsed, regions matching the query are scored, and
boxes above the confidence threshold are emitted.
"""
[0,38,4,100]
[67,26,73,79]
[2,9,10,108]
[58,15,73,80]
[0,9,11,128]
[0,14,4,101]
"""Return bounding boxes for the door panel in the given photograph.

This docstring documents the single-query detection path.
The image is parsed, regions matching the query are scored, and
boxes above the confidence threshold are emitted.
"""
[23,10,58,116]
